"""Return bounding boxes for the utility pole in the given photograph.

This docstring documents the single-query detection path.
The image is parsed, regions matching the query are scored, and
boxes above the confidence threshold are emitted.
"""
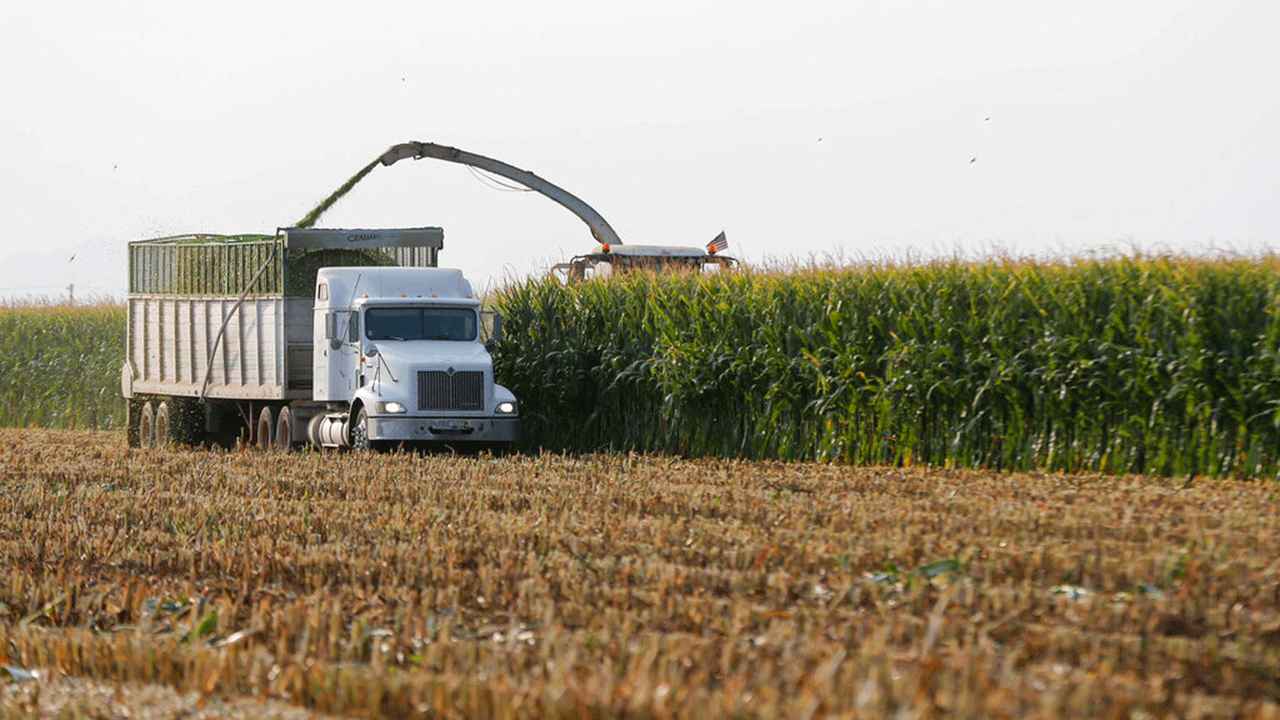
[67,283,74,305]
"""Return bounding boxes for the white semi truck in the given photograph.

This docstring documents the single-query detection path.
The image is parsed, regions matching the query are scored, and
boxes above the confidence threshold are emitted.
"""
[121,226,518,451]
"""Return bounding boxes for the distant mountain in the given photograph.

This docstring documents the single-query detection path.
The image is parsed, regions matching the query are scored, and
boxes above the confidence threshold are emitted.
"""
[0,236,128,302]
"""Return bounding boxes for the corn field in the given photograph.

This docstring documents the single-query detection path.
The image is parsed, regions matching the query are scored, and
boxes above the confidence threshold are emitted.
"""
[2,429,1279,718]
[0,299,126,431]
[4,254,1280,478]
[494,254,1280,478]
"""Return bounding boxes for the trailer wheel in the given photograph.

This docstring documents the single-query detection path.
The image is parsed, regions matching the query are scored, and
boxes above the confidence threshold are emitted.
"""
[256,406,276,450]
[139,402,156,449]
[275,407,294,451]
[351,407,371,451]
[155,401,171,447]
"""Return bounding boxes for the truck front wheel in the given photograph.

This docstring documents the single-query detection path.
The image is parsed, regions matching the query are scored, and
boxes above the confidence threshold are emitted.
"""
[351,407,372,451]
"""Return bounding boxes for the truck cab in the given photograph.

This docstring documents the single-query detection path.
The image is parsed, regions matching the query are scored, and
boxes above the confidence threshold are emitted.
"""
[309,266,518,450]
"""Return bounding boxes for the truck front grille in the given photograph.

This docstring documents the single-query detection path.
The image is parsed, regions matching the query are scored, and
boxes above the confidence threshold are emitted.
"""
[418,370,484,411]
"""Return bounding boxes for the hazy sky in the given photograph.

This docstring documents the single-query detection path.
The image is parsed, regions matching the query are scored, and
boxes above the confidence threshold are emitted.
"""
[2,0,1278,297]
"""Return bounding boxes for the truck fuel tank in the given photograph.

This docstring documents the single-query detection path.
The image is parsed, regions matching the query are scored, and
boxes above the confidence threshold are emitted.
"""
[309,413,350,448]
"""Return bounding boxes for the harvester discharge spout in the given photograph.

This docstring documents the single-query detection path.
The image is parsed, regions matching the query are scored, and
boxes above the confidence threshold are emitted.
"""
[380,142,425,167]
[379,140,625,248]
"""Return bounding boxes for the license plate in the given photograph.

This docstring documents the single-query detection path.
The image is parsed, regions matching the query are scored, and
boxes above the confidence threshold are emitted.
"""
[427,420,478,435]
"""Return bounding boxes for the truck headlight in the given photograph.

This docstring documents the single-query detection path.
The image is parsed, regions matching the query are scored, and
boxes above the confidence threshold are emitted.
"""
[496,401,517,415]
[377,401,407,414]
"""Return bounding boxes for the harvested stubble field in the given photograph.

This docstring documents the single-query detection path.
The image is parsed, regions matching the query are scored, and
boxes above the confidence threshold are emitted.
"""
[2,430,1279,718]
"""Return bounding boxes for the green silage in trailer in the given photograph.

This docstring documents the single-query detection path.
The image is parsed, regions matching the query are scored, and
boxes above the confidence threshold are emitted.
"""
[493,255,1280,478]
[127,234,405,298]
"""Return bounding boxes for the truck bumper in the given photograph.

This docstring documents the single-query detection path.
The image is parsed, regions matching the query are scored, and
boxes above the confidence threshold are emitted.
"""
[366,416,519,444]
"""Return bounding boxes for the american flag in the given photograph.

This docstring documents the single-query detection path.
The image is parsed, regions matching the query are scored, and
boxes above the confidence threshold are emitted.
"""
[707,231,729,254]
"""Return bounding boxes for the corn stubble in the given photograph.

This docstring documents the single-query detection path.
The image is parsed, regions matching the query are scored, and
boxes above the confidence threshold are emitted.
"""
[2,430,1279,718]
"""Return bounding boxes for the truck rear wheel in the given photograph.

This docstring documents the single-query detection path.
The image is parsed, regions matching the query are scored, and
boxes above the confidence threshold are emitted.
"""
[139,402,156,449]
[275,407,294,451]
[256,406,275,450]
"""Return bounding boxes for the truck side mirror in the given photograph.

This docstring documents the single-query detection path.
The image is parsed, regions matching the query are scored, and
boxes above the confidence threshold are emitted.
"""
[324,313,343,349]
[482,311,503,351]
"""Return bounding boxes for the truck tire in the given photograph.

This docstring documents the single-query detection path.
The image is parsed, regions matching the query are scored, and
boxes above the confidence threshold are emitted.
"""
[351,407,371,451]
[155,401,171,447]
[256,406,275,450]
[139,402,156,449]
[275,407,294,451]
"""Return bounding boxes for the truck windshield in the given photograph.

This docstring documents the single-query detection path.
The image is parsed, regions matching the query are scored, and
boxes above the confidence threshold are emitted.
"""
[365,307,477,341]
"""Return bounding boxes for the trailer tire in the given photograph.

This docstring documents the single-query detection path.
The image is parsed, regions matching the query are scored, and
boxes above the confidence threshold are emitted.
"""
[256,406,275,450]
[155,401,171,447]
[139,402,156,449]
[275,407,294,451]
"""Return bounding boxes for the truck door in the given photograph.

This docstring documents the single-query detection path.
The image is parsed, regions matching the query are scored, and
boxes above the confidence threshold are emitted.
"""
[313,308,362,402]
